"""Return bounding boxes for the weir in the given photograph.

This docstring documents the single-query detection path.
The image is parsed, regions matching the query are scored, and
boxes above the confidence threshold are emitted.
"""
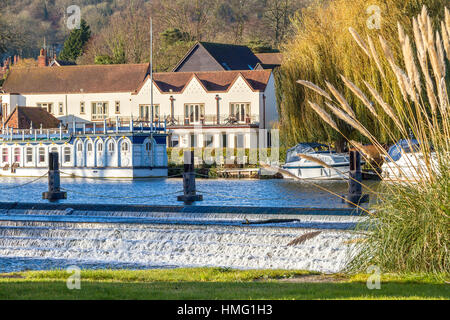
[0,221,359,273]
[0,201,366,273]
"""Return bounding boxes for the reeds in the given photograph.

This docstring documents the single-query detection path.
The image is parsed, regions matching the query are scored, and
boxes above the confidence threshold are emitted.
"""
[297,6,449,274]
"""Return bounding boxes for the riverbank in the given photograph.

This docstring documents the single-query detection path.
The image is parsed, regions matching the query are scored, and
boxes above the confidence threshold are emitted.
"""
[0,268,448,300]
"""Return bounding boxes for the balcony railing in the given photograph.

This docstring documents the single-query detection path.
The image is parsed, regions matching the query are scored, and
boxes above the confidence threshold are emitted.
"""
[165,114,260,127]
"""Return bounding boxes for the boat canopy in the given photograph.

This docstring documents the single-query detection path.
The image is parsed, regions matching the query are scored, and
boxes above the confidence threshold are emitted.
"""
[286,143,330,163]
[386,139,421,162]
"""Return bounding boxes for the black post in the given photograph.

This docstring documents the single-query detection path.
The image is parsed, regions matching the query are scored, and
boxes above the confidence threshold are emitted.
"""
[43,152,67,201]
[177,150,203,204]
[344,150,369,206]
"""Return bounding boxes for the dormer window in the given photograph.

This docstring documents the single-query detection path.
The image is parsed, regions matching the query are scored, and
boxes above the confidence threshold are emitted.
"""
[221,62,231,70]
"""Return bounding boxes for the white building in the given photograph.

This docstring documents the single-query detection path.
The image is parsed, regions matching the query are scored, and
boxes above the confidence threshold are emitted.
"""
[0,64,278,150]
[0,128,168,178]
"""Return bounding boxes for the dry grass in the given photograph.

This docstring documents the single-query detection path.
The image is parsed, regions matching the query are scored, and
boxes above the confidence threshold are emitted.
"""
[297,6,449,274]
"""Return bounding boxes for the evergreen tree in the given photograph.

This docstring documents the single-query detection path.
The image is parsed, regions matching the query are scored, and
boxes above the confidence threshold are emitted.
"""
[59,19,91,62]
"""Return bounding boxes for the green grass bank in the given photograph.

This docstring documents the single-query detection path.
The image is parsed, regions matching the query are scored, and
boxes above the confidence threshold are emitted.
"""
[0,268,448,300]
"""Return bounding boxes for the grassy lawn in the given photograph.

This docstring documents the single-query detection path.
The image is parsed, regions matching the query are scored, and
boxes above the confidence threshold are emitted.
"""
[0,268,448,300]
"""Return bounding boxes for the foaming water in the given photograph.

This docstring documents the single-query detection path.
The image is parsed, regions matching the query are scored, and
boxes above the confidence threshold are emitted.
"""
[0,221,359,273]
[0,178,373,273]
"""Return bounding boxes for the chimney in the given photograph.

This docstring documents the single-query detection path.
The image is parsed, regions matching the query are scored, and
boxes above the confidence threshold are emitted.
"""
[38,48,48,67]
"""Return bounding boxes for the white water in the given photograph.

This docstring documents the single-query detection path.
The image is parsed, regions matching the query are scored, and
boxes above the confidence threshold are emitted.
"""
[0,219,360,273]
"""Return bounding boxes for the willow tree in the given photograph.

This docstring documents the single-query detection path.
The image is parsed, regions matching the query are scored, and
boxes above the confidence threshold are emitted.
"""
[277,0,446,150]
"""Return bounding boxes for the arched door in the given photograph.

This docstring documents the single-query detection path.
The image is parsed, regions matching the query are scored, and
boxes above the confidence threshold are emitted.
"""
[105,139,117,167]
[75,140,84,167]
[86,140,95,167]
[96,140,104,167]
[119,139,131,167]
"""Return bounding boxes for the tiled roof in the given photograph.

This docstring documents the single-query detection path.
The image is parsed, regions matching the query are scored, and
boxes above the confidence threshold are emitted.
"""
[173,42,262,72]
[153,70,272,93]
[152,72,193,93]
[4,106,61,129]
[200,42,261,70]
[2,64,150,94]
[1,64,271,95]
[255,53,283,66]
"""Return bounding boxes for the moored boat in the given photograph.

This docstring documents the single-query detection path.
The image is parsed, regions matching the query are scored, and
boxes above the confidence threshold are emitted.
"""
[282,143,351,180]
[382,139,437,182]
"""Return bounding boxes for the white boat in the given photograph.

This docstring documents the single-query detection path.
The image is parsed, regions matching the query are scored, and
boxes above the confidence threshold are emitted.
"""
[282,143,351,180]
[382,139,436,182]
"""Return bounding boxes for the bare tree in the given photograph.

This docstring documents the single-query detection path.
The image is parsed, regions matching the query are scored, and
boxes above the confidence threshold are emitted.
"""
[158,0,215,41]
[263,0,294,46]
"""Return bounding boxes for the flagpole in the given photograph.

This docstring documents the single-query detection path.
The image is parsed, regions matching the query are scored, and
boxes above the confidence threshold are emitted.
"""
[150,17,154,125]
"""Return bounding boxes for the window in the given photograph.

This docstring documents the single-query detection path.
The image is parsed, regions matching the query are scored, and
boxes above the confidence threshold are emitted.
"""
[145,142,152,152]
[139,105,160,121]
[39,148,45,163]
[91,102,108,120]
[51,147,58,153]
[204,135,214,148]
[115,101,121,114]
[222,62,231,70]
[63,147,71,163]
[121,142,129,152]
[185,104,205,123]
[170,135,179,148]
[2,148,8,163]
[236,134,245,148]
[80,102,85,114]
[77,143,83,152]
[59,102,64,115]
[230,103,251,122]
[13,148,20,163]
[190,134,197,148]
[108,141,115,152]
[37,103,53,114]
[222,133,227,148]
[97,143,103,152]
[26,148,33,163]
[87,143,93,152]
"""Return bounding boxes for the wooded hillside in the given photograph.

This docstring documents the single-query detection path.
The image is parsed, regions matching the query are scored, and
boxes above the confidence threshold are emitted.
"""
[0,0,310,70]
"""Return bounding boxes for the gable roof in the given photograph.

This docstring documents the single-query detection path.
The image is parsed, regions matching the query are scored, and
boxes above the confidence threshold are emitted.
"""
[1,64,271,95]
[1,64,150,94]
[4,106,61,129]
[151,70,272,94]
[173,42,261,72]
[255,53,283,66]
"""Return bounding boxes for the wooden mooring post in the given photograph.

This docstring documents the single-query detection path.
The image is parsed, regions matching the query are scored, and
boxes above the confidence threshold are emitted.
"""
[42,152,67,201]
[177,151,203,204]
[343,150,369,207]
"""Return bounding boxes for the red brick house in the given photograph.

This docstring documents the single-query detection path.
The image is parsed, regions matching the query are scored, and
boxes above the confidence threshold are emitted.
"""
[2,106,60,129]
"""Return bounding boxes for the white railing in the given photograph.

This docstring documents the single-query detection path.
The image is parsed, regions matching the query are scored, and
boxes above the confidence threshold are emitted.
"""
[0,117,168,141]
[166,114,260,126]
